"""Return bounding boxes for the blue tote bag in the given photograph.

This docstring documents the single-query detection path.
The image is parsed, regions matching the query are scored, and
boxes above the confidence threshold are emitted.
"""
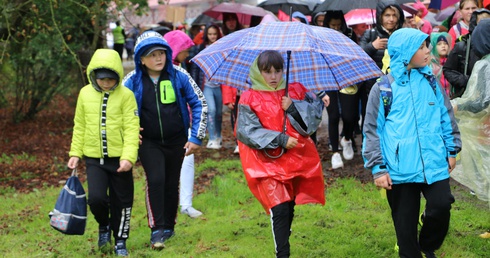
[49,169,87,235]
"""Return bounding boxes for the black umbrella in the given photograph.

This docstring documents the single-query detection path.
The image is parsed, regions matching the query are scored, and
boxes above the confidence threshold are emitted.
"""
[313,0,415,14]
[191,14,221,26]
[258,0,320,16]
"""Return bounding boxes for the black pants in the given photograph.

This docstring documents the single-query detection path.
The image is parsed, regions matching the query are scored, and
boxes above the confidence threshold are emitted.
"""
[386,179,454,258]
[270,200,295,258]
[113,43,124,60]
[86,157,134,240]
[326,91,359,152]
[139,139,185,231]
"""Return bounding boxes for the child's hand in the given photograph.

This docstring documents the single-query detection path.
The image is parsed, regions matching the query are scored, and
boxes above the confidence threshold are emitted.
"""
[117,160,133,172]
[374,174,392,190]
[321,95,330,107]
[139,127,144,145]
[184,142,199,156]
[448,157,456,173]
[281,96,292,111]
[227,103,235,110]
[285,137,298,149]
[67,156,80,169]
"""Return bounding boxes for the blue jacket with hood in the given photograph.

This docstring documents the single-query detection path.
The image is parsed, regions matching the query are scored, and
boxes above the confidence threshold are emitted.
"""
[362,28,462,185]
[123,31,207,145]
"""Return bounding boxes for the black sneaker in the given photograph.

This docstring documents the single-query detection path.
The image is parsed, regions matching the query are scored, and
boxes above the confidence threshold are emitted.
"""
[150,229,165,250]
[114,240,128,257]
[161,229,175,242]
[98,225,111,254]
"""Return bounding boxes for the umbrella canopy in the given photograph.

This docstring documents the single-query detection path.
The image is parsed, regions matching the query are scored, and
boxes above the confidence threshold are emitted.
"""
[191,14,221,26]
[203,3,269,25]
[345,8,413,25]
[258,0,321,16]
[313,0,415,14]
[191,21,382,92]
[428,0,459,10]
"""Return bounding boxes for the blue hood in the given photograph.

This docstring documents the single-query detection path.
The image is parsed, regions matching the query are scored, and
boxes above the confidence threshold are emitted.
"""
[388,28,431,84]
[132,31,174,88]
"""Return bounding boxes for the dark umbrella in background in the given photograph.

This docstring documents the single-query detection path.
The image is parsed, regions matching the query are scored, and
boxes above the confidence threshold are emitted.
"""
[258,0,321,16]
[191,14,221,26]
[313,0,415,14]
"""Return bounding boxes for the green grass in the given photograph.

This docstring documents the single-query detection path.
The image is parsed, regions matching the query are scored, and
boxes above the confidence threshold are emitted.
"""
[0,158,489,257]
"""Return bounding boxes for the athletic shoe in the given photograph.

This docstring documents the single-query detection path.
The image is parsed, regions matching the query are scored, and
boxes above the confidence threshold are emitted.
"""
[479,232,490,238]
[206,140,222,149]
[151,229,165,250]
[181,207,203,218]
[161,229,175,242]
[340,137,354,160]
[233,145,239,154]
[114,240,128,257]
[331,152,344,169]
[98,225,112,254]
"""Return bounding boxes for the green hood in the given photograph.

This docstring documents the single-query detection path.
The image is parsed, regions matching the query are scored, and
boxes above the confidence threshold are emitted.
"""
[249,56,286,91]
[86,49,124,92]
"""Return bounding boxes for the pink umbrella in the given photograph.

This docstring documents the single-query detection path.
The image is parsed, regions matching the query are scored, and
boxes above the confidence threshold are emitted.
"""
[344,8,413,26]
[344,9,376,26]
[203,3,269,25]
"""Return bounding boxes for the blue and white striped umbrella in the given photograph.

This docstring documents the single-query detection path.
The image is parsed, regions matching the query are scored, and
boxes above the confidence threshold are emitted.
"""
[191,21,382,91]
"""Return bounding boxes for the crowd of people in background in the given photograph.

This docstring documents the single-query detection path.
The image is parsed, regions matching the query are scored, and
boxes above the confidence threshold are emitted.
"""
[67,0,490,256]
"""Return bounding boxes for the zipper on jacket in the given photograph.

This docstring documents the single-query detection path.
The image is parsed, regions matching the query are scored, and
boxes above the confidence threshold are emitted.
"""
[154,82,165,144]
[408,73,427,182]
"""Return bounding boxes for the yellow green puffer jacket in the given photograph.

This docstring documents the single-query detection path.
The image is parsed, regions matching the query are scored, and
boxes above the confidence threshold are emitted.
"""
[69,49,140,164]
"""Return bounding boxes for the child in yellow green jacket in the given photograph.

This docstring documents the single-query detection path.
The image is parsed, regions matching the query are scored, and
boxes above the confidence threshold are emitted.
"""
[67,48,140,256]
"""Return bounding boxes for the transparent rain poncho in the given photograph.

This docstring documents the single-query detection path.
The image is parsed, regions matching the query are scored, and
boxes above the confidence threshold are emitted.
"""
[450,55,490,205]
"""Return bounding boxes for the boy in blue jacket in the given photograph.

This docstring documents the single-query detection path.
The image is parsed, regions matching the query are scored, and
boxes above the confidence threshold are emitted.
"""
[123,31,207,250]
[362,28,462,258]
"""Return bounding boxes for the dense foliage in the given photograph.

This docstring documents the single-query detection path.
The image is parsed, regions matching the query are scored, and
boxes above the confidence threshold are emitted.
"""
[0,0,147,122]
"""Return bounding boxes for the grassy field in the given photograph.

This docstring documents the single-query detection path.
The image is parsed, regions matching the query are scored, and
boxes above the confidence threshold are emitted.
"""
[1,158,489,257]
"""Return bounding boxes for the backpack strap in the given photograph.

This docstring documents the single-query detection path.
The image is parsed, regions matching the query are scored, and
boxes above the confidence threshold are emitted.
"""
[378,74,393,118]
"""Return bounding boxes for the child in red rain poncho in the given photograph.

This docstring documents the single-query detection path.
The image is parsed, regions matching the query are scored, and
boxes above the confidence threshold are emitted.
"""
[236,50,325,258]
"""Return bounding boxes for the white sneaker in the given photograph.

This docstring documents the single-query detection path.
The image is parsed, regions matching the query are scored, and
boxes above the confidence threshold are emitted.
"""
[233,145,239,154]
[341,137,354,160]
[181,207,203,218]
[331,152,344,169]
[206,140,221,149]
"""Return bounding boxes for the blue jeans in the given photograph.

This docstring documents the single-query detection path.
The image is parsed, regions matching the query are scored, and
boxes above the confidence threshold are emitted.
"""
[203,86,222,141]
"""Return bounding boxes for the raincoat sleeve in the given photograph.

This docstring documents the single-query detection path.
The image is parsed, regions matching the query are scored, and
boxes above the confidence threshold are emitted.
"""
[236,104,287,150]
[362,82,388,176]
[452,60,490,113]
[286,92,323,137]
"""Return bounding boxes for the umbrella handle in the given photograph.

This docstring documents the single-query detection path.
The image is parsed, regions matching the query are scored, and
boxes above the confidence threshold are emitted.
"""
[264,147,285,159]
[285,50,291,97]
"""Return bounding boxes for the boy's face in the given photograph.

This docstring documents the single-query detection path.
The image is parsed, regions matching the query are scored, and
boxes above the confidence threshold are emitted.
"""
[408,41,430,69]
[382,8,399,31]
[436,41,449,57]
[225,18,237,31]
[260,66,283,89]
[97,78,118,91]
[207,27,219,44]
[315,15,325,27]
[175,48,190,64]
[328,18,342,31]
[141,50,166,76]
